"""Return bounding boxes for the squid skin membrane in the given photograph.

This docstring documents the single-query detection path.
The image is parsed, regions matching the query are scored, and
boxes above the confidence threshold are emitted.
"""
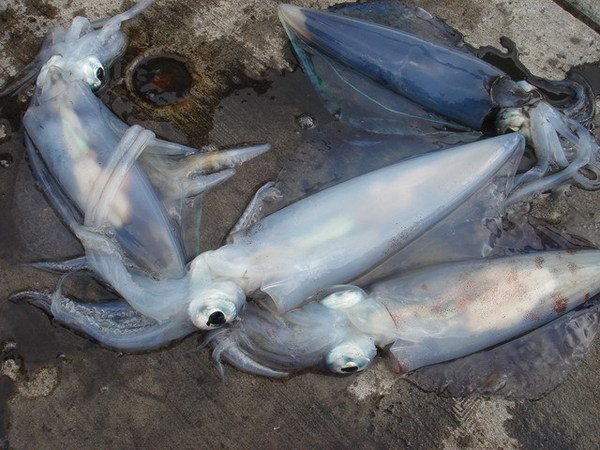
[210,250,600,378]
[278,3,600,203]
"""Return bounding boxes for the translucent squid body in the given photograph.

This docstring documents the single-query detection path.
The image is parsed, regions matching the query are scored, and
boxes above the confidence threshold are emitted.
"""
[278,3,600,204]
[17,132,523,351]
[209,250,600,377]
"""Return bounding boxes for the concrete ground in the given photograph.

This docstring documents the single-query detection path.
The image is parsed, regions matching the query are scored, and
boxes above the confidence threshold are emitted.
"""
[1,0,600,448]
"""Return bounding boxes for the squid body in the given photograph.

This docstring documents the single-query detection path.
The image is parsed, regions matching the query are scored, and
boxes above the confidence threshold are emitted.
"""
[210,250,600,377]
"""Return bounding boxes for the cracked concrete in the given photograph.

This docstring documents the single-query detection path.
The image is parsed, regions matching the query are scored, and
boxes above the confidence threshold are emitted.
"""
[1,0,600,448]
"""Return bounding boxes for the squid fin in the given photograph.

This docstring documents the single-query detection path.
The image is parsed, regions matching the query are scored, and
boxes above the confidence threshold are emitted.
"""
[404,300,600,399]
[281,12,468,135]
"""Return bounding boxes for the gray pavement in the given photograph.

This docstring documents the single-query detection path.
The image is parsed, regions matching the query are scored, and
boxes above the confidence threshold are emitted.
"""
[1,0,600,448]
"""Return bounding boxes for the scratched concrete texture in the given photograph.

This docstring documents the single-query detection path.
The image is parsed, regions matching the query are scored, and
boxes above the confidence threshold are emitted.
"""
[1,0,600,448]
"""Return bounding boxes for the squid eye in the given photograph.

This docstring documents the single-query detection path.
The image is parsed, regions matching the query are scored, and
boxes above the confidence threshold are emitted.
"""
[197,306,233,329]
[187,283,246,330]
[340,364,359,373]
[207,311,226,327]
[189,300,236,330]
[74,56,106,91]
[96,67,105,82]
[325,340,377,375]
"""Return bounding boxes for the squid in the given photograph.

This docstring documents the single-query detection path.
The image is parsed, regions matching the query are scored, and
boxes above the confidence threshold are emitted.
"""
[204,122,600,394]
[208,250,600,378]
[278,3,600,204]
[3,0,267,338]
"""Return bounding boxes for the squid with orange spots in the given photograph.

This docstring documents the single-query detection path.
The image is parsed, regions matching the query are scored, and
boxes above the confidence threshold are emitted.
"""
[208,250,600,378]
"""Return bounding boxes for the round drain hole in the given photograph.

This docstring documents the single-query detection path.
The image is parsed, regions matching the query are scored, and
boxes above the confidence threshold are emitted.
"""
[128,52,192,106]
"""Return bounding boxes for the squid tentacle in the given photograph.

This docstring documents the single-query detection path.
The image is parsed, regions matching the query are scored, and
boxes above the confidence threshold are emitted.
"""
[507,102,600,203]
[10,283,195,352]
[25,257,89,274]
[208,328,291,378]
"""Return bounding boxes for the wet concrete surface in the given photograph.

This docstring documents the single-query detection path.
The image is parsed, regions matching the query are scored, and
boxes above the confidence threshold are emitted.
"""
[1,0,600,448]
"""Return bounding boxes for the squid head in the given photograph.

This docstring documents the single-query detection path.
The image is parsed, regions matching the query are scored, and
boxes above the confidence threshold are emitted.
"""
[1,0,156,96]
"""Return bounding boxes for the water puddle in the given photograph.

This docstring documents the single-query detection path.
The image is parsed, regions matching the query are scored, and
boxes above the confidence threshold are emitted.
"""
[569,62,600,96]
[127,52,193,107]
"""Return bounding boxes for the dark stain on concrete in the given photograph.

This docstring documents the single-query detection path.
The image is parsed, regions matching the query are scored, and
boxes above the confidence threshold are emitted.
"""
[0,376,14,450]
[506,383,600,449]
[24,0,58,18]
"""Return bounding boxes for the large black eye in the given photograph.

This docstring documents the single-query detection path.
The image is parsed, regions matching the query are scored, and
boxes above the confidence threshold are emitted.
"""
[207,311,226,327]
[96,66,105,82]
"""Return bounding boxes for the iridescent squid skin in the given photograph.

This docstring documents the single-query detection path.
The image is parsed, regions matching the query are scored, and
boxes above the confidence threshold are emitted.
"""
[209,250,600,377]
[278,3,600,205]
